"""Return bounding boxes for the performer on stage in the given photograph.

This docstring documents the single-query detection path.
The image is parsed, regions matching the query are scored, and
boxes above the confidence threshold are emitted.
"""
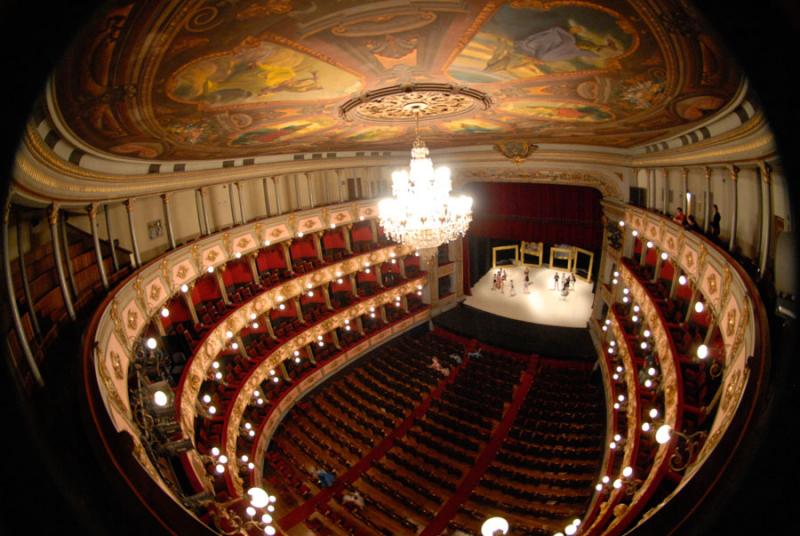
[509,280,516,296]
[523,267,530,293]
[554,272,560,290]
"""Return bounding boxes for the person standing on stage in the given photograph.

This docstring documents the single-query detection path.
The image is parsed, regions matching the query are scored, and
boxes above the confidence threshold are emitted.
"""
[554,272,560,290]
[524,267,530,292]
[510,280,516,296]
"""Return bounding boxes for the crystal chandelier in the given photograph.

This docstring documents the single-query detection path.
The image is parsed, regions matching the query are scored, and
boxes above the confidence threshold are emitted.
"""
[379,111,472,259]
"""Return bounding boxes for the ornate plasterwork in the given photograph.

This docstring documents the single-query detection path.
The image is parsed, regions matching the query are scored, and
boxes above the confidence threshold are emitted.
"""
[339,84,491,122]
[460,168,621,198]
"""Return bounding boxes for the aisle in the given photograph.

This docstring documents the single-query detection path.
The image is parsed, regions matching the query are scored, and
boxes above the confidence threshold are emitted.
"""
[464,265,594,328]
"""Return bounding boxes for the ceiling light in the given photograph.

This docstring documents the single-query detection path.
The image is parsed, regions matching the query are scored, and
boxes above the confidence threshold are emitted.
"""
[655,424,672,444]
[695,301,705,313]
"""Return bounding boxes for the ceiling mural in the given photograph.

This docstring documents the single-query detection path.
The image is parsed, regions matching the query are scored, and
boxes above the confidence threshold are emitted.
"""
[52,0,743,161]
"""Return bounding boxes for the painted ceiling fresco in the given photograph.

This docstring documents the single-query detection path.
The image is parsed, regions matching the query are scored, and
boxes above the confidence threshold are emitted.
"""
[53,0,743,161]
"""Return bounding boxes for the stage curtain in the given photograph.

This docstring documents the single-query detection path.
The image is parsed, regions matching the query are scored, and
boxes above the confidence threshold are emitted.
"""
[462,182,603,248]
[461,183,603,290]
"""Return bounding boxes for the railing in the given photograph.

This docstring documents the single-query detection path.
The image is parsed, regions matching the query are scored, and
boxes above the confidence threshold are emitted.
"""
[583,206,768,534]
[81,198,438,530]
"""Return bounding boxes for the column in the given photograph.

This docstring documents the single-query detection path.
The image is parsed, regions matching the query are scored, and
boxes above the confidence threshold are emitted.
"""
[214,268,229,304]
[322,172,329,205]
[195,189,207,235]
[399,256,407,278]
[669,267,681,299]
[293,174,301,210]
[703,167,712,232]
[349,273,358,297]
[49,206,76,321]
[228,183,238,226]
[682,168,689,214]
[728,165,739,252]
[337,170,344,202]
[401,295,409,313]
[124,199,142,267]
[162,193,176,249]
[649,169,656,209]
[200,187,211,234]
[264,314,276,340]
[355,316,364,335]
[16,217,41,337]
[305,345,316,364]
[306,174,315,208]
[758,161,773,277]
[293,297,304,323]
[281,241,293,273]
[313,232,324,261]
[369,219,379,245]
[60,212,78,298]
[88,204,109,290]
[380,304,388,324]
[330,329,340,350]
[322,285,333,310]
[662,169,669,214]
[279,362,290,381]
[235,335,249,360]
[272,177,283,215]
[182,286,199,325]
[237,182,246,223]
[685,284,699,323]
[103,204,120,272]
[247,254,261,285]
[4,205,44,386]
[262,178,271,217]
[343,224,353,254]
[375,264,384,288]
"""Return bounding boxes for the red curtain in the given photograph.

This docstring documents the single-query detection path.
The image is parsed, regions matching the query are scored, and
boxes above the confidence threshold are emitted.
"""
[257,247,285,271]
[463,182,603,250]
[192,274,221,302]
[222,259,252,286]
[290,237,317,259]
[323,229,346,249]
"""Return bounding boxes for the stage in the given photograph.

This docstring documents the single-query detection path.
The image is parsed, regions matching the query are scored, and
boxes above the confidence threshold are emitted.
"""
[464,264,595,328]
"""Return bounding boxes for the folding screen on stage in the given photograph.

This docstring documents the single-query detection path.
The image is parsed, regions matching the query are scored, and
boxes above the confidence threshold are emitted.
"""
[461,182,603,292]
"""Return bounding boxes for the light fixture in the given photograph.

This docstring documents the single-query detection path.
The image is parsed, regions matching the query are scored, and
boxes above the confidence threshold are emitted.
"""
[697,344,709,360]
[160,307,170,318]
[646,240,654,249]
[180,283,189,293]
[632,229,639,237]
[661,252,668,261]
[235,251,242,259]
[207,266,215,273]
[679,275,687,285]
[378,110,472,259]
[146,337,157,350]
[655,424,672,444]
[153,390,168,407]
[694,301,705,313]
[622,466,633,477]
[649,408,659,419]
[481,517,509,536]
[618,220,625,227]
[642,422,651,432]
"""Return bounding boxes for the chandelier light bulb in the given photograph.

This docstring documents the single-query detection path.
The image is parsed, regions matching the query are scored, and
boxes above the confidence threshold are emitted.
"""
[646,240,654,249]
[153,390,168,407]
[642,422,651,432]
[613,271,620,278]
[202,394,211,404]
[207,265,214,273]
[649,408,659,419]
[218,455,228,464]
[612,278,618,284]
[661,252,668,261]
[250,313,257,320]
[623,288,630,295]
[679,275,687,285]
[279,303,285,310]
[210,447,220,457]
[643,329,651,337]
[697,344,709,359]
[146,337,157,350]
[616,366,623,373]
[614,433,622,442]
[160,307,170,318]
[232,342,239,350]
[613,402,620,410]
[613,478,622,489]
[595,483,603,491]
[694,301,705,313]
[565,525,577,536]
[612,373,619,380]
[602,325,608,332]
[633,305,640,312]
[640,341,648,350]
[214,372,222,380]
[618,220,625,227]
[605,319,611,325]
[215,463,225,474]
[248,462,255,470]
[632,230,639,237]
[225,330,233,339]
[644,379,653,388]
[247,487,269,508]
[209,405,217,414]
[632,314,639,322]
[180,283,189,293]
[235,251,242,259]
[622,296,629,303]
[246,506,256,517]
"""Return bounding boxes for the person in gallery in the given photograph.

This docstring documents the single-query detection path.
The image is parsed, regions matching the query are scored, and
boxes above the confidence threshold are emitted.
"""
[672,207,686,225]
[710,204,721,239]
[686,214,702,233]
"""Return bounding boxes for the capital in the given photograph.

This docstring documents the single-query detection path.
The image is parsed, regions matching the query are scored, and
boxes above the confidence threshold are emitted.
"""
[48,204,60,226]
[161,193,171,204]
[704,166,712,180]
[87,203,98,219]
[726,165,740,180]
[124,199,135,212]
[758,161,771,183]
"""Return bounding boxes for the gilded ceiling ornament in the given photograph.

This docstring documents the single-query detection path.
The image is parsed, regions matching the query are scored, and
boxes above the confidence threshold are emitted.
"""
[494,141,539,164]
[685,251,695,270]
[269,227,283,238]
[302,218,316,230]
[206,249,219,262]
[176,264,188,279]
[333,211,347,223]
[236,237,250,249]
[340,84,491,122]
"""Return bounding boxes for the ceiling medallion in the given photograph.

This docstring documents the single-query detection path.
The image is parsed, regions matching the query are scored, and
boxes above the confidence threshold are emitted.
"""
[494,140,539,164]
[339,83,491,122]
